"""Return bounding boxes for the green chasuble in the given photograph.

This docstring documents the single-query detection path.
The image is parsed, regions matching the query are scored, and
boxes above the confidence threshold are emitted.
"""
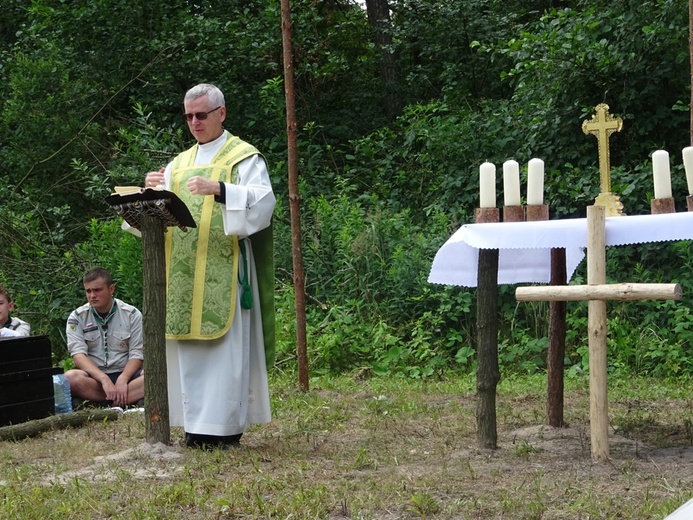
[164,134,275,365]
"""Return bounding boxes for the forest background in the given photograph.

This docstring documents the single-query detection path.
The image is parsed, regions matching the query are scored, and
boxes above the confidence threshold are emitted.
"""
[1,0,693,381]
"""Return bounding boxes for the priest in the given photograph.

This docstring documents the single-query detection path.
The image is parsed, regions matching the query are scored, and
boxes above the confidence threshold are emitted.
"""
[145,83,275,450]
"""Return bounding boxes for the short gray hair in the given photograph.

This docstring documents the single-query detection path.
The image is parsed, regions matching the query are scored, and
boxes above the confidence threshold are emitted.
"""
[185,84,225,107]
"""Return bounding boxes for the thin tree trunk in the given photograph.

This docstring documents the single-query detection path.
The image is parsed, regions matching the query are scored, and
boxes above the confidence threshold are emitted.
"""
[281,0,309,392]
[140,216,170,444]
[476,249,499,449]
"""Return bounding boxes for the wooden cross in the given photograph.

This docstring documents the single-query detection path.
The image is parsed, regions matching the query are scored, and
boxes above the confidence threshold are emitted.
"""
[516,205,681,462]
[582,103,623,194]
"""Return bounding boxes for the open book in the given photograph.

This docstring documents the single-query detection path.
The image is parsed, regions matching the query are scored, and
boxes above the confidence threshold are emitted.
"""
[105,186,196,231]
[112,186,165,196]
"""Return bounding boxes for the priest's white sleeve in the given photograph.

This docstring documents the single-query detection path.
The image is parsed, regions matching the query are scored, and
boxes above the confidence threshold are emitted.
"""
[220,154,275,237]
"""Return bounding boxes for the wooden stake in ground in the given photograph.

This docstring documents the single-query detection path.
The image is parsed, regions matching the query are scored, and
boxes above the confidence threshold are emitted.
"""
[516,205,682,462]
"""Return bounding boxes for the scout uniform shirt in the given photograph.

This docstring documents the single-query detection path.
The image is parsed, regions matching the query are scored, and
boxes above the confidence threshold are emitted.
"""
[0,317,30,338]
[66,298,143,373]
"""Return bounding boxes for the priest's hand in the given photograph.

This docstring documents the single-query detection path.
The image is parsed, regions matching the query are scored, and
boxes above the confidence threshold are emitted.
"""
[145,168,165,188]
[187,176,221,196]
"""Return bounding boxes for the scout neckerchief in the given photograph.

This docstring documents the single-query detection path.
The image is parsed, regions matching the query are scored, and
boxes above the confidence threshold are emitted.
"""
[90,300,117,366]
[1,318,12,329]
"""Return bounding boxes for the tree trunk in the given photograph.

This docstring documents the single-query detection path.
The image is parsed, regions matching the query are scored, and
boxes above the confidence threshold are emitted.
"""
[140,216,170,444]
[476,248,499,449]
[0,409,120,441]
[547,248,566,428]
[365,0,400,120]
[281,0,309,392]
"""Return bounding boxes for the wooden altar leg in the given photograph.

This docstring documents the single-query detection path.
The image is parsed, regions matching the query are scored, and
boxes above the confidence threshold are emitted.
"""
[140,216,171,445]
[547,248,566,428]
[476,247,499,449]
[475,207,500,449]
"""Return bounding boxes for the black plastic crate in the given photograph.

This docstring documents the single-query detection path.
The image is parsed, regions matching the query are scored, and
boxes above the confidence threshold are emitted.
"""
[0,336,62,426]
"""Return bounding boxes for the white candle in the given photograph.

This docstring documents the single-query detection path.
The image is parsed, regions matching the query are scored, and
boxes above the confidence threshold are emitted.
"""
[683,147,693,195]
[527,158,545,205]
[479,162,496,208]
[652,150,672,199]
[503,160,521,206]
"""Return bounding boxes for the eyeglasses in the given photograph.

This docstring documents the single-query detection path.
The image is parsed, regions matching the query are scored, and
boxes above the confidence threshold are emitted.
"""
[183,106,222,122]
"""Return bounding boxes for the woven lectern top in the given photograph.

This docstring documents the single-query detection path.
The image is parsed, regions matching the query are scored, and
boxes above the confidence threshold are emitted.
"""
[105,188,196,231]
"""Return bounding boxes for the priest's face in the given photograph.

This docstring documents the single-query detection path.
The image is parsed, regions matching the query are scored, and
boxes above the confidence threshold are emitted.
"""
[184,94,226,145]
[84,277,115,314]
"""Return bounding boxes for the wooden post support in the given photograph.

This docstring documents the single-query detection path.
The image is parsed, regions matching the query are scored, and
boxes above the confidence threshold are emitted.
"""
[140,216,170,445]
[687,195,693,212]
[651,197,675,214]
[547,248,567,427]
[475,206,500,450]
[525,203,567,429]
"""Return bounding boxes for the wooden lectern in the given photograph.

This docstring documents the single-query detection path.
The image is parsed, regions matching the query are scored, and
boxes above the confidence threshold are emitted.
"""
[105,187,196,445]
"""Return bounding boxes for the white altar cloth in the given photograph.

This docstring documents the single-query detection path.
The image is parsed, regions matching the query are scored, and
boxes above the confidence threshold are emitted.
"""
[428,212,693,288]
[664,497,693,520]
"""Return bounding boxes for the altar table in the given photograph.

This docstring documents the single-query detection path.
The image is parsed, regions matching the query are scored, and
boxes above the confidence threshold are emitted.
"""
[428,212,693,287]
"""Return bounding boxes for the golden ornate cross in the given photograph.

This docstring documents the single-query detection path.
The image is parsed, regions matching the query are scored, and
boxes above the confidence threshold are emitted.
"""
[582,104,624,216]
[582,103,623,194]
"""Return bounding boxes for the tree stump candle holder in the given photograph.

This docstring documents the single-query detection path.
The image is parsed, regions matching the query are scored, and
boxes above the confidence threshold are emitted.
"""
[651,197,675,214]
[502,205,525,223]
[475,207,500,224]
[526,204,549,222]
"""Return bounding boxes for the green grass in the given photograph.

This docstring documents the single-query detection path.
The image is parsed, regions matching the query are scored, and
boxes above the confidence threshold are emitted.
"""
[0,370,691,519]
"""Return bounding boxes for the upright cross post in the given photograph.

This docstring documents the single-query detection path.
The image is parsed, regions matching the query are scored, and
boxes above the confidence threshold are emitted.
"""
[586,205,608,460]
[516,206,682,462]
[582,104,625,216]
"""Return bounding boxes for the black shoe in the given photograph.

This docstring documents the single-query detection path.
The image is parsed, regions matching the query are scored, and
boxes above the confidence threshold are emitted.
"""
[184,432,242,450]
